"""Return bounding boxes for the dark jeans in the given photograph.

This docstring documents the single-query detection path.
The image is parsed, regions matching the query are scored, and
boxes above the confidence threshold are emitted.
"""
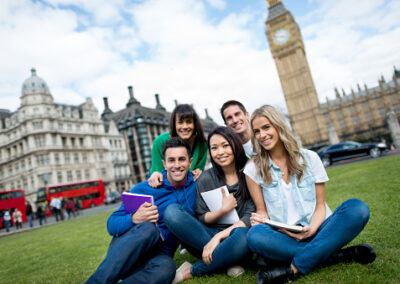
[247,199,370,275]
[164,203,251,276]
[86,222,176,284]
[28,214,33,228]
[5,220,10,232]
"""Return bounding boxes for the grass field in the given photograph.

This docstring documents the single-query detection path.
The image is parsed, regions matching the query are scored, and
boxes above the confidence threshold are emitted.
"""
[1,155,399,283]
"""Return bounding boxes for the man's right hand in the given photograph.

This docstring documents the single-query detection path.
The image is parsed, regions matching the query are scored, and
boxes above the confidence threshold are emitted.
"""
[148,172,163,188]
[131,202,159,223]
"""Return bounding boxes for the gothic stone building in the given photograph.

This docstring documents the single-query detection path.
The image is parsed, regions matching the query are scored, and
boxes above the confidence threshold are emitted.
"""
[0,69,132,202]
[265,0,400,148]
[101,87,218,183]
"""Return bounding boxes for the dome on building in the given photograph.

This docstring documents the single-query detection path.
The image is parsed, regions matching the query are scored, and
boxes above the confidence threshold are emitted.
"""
[21,68,50,95]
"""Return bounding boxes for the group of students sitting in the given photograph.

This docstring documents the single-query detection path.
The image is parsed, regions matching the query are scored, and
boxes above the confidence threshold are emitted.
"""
[86,101,376,284]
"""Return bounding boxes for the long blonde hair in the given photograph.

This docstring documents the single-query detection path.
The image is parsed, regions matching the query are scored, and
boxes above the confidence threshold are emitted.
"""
[250,105,305,185]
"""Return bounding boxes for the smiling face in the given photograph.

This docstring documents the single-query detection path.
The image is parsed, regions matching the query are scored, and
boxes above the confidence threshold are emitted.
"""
[209,134,235,169]
[162,146,192,186]
[175,115,195,141]
[222,105,250,137]
[252,115,283,152]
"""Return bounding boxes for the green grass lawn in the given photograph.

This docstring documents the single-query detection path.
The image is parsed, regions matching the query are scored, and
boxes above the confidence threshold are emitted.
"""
[1,155,399,283]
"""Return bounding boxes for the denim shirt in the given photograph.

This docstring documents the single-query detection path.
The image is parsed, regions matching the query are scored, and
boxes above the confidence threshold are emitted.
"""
[251,149,332,226]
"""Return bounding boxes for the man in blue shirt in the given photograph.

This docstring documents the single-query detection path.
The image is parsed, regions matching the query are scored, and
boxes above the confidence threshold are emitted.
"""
[86,138,197,284]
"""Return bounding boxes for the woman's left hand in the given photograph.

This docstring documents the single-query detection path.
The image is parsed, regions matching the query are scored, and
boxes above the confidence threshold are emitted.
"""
[191,168,202,181]
[279,225,317,241]
[202,233,223,265]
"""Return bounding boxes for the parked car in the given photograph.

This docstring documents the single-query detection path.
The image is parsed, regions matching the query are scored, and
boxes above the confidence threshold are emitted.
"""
[104,191,122,205]
[317,141,388,167]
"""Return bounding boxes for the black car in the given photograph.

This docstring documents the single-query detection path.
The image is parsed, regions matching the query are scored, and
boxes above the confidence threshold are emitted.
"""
[317,141,388,167]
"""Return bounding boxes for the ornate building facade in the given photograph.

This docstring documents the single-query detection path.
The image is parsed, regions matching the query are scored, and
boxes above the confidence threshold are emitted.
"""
[0,69,132,202]
[265,0,400,147]
[101,88,218,183]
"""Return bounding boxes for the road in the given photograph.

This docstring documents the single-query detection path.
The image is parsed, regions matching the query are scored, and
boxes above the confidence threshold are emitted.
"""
[324,150,399,168]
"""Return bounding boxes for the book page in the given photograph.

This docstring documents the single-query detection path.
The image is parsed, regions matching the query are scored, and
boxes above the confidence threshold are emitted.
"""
[264,219,303,233]
[200,186,240,224]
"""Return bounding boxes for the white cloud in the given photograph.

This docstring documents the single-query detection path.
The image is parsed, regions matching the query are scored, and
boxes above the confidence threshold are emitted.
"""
[205,0,227,10]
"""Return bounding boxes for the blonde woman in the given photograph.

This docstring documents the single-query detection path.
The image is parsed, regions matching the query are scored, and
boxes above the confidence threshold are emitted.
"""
[244,105,375,283]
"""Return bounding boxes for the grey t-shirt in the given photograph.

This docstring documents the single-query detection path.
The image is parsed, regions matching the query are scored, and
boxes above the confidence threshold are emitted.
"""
[195,168,255,230]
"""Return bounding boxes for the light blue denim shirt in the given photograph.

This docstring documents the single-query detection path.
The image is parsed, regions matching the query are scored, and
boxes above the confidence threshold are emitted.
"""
[245,149,332,226]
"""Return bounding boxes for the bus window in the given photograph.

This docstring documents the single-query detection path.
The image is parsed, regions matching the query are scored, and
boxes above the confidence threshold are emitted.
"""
[12,191,23,198]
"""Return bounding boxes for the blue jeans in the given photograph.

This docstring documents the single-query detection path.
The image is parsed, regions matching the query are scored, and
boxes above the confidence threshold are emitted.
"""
[164,203,251,276]
[247,199,370,275]
[5,220,10,232]
[28,214,33,227]
[86,222,176,284]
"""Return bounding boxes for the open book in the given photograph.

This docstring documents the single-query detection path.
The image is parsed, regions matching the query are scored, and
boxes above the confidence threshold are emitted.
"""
[121,192,164,241]
[264,218,303,233]
[200,185,240,224]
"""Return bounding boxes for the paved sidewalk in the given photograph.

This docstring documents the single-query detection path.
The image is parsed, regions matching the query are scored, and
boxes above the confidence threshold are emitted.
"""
[0,202,120,238]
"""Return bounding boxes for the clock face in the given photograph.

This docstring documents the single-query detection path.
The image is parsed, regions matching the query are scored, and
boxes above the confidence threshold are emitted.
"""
[273,28,290,45]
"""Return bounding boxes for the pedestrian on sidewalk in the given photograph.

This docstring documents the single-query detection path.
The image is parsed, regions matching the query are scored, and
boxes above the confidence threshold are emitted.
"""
[3,210,11,232]
[13,208,23,229]
[26,201,34,228]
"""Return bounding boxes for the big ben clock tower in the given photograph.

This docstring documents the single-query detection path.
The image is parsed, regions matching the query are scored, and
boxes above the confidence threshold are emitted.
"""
[265,0,327,146]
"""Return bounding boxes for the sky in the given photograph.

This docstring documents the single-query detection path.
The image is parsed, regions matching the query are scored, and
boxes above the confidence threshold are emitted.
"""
[1,0,400,125]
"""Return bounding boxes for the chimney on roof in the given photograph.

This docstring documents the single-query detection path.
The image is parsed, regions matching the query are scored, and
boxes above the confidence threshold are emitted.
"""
[394,66,400,79]
[101,97,113,118]
[103,97,110,110]
[155,94,166,110]
[126,86,140,107]
[205,108,211,119]
[174,99,178,107]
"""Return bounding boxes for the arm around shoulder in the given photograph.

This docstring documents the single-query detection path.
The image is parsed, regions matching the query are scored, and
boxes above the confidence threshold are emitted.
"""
[149,133,169,174]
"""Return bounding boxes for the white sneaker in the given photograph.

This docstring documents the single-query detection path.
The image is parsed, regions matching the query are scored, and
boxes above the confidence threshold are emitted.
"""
[172,261,192,284]
[227,265,245,277]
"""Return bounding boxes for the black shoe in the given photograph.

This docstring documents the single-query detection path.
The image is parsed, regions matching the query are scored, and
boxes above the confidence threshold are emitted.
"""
[256,267,294,284]
[331,244,376,265]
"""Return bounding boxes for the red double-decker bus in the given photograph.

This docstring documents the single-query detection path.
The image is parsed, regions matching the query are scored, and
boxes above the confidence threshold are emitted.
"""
[36,180,105,209]
[0,189,27,229]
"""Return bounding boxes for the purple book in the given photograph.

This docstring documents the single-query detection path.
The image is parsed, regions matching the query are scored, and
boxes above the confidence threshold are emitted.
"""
[122,192,154,214]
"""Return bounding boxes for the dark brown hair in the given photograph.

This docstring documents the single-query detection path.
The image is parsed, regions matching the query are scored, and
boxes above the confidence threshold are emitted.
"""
[220,100,247,123]
[208,126,250,200]
[169,104,206,145]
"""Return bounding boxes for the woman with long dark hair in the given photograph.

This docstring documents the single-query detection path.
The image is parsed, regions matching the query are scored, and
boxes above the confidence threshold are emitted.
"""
[244,105,375,283]
[148,104,207,187]
[164,126,255,283]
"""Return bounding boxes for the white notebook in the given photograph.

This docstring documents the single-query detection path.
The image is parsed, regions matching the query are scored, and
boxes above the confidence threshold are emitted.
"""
[200,185,240,224]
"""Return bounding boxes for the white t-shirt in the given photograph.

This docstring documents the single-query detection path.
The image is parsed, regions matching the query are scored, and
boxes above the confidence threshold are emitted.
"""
[243,139,256,157]
[281,181,301,225]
